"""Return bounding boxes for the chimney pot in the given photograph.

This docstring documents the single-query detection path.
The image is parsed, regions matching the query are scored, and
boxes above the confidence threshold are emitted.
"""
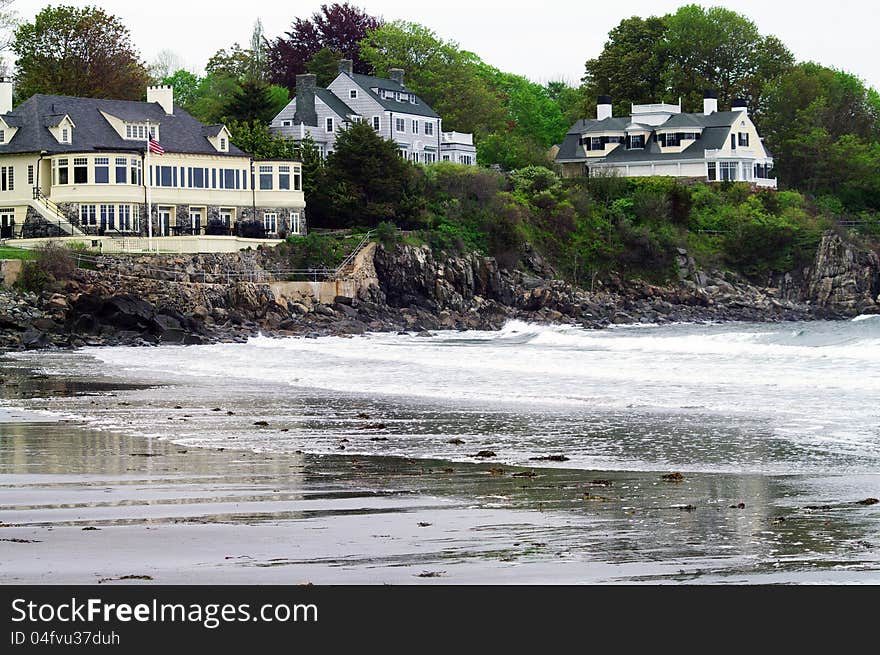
[731,98,748,115]
[597,95,612,121]
[703,90,718,115]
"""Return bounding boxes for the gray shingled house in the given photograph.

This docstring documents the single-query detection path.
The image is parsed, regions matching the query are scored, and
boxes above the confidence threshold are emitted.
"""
[271,60,476,165]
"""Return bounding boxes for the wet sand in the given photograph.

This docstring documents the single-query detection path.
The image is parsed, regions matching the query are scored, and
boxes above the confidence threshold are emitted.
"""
[2,360,879,584]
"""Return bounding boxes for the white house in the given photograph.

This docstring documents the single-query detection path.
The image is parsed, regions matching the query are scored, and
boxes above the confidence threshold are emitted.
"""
[271,60,476,165]
[0,81,306,242]
[555,92,776,188]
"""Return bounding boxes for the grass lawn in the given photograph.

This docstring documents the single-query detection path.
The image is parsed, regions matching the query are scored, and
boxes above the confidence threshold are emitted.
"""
[0,246,35,260]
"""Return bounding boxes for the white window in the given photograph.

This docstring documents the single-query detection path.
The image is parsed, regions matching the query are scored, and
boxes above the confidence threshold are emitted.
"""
[412,120,419,134]
[398,149,406,158]
[278,165,290,190]
[126,125,133,138]
[189,207,203,233]
[0,166,13,191]
[460,155,473,165]
[442,155,450,161]
[220,137,227,151]
[259,165,273,190]
[349,89,358,99]
[719,161,737,181]
[117,204,136,232]
[282,120,292,127]
[410,152,418,162]
[99,204,115,230]
[79,204,97,226]
[0,130,5,143]
[94,157,110,184]
[423,153,435,164]
[396,118,405,132]
[372,116,380,131]
[61,127,70,143]
[326,117,334,132]
[264,212,277,234]
[27,165,34,186]
[291,212,301,234]
[424,122,433,136]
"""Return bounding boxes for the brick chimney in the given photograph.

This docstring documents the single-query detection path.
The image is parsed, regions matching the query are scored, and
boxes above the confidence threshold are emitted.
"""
[147,85,174,115]
[295,74,317,124]
[389,68,405,86]
[338,59,353,76]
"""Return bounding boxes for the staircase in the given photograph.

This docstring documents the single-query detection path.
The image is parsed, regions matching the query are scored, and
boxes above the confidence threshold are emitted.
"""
[334,230,375,279]
[28,188,85,236]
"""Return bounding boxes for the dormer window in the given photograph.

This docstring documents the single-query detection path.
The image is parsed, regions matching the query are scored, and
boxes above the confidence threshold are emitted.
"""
[123,122,157,141]
[61,128,70,143]
[220,137,227,151]
[0,130,4,144]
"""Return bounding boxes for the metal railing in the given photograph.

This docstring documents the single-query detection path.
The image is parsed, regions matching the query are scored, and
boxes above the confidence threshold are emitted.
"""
[333,230,375,279]
[31,187,82,235]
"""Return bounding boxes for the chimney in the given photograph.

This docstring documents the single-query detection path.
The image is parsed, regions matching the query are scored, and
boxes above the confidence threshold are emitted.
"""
[338,59,353,76]
[597,95,612,121]
[389,68,405,86]
[147,85,174,115]
[731,98,748,115]
[0,78,12,114]
[295,74,316,122]
[703,90,718,115]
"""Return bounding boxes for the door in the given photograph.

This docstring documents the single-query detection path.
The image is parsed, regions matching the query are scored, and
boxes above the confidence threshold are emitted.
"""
[0,209,14,239]
[157,207,171,237]
[189,208,202,235]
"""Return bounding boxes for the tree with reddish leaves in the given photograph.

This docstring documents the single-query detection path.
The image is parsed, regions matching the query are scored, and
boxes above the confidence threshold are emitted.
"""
[267,3,382,91]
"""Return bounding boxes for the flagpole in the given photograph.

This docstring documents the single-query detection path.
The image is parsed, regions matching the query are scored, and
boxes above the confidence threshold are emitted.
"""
[146,123,153,254]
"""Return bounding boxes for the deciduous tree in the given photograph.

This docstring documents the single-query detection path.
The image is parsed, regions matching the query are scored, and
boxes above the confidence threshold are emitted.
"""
[267,3,382,91]
[12,5,151,100]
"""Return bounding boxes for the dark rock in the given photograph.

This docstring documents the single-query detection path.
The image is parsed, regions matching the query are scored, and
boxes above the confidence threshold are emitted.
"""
[529,455,569,462]
[473,450,497,458]
[662,472,685,482]
[856,498,879,506]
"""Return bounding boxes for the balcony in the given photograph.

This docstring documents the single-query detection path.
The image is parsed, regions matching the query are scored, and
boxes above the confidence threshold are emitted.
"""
[441,131,473,146]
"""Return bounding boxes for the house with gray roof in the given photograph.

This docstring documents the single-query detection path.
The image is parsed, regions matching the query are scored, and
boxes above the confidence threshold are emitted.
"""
[555,92,776,188]
[271,60,476,166]
[0,81,306,245]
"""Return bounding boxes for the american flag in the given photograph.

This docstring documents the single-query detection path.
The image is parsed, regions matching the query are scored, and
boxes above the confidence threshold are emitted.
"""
[148,137,165,155]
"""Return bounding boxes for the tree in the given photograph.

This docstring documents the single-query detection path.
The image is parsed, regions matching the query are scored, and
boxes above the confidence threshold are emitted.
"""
[12,5,151,100]
[206,44,254,80]
[761,62,880,206]
[308,121,424,228]
[296,133,323,199]
[223,79,278,124]
[582,16,669,115]
[359,21,507,137]
[267,3,382,91]
[0,0,17,50]
[228,119,298,159]
[161,70,203,110]
[661,5,793,112]
[249,19,268,82]
[149,49,184,81]
[306,47,343,87]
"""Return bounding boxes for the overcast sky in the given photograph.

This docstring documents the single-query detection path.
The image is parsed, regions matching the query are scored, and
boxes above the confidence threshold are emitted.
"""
[6,0,880,91]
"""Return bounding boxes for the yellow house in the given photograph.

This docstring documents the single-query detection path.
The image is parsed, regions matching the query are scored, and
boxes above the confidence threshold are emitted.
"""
[0,82,306,242]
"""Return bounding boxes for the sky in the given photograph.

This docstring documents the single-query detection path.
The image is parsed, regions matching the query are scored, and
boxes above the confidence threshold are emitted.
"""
[5,0,880,91]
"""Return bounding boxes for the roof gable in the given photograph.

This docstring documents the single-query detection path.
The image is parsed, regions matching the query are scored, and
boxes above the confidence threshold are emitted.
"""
[0,94,248,157]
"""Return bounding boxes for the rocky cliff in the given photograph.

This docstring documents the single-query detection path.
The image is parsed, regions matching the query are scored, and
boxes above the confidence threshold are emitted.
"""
[1,230,877,350]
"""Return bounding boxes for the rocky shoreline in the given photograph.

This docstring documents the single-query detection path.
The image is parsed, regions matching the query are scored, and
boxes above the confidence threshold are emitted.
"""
[0,231,877,351]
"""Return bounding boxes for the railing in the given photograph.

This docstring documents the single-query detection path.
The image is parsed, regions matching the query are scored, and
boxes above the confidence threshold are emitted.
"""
[333,230,375,279]
[31,187,83,235]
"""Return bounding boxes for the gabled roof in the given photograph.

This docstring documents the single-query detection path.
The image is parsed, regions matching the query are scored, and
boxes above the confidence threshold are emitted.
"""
[316,88,357,121]
[0,94,247,157]
[348,73,440,119]
[201,124,227,138]
[555,109,757,164]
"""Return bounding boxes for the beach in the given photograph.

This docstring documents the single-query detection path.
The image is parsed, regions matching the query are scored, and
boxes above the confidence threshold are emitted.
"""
[2,321,879,584]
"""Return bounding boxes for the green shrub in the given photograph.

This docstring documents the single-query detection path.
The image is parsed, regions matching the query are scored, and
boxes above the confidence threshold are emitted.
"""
[14,242,76,292]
